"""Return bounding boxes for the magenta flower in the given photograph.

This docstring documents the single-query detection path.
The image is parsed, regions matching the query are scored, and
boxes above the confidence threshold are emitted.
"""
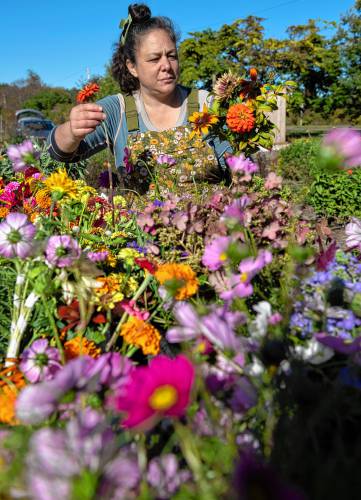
[345,218,361,250]
[87,250,109,262]
[222,194,250,222]
[156,154,176,166]
[0,212,36,258]
[220,250,272,301]
[7,139,39,172]
[0,181,21,208]
[202,236,232,271]
[323,128,361,168]
[45,234,81,267]
[123,146,133,174]
[112,355,195,429]
[226,154,259,174]
[20,338,62,383]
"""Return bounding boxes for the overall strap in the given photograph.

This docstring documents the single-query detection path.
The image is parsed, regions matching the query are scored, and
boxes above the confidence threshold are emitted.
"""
[187,89,199,118]
[124,94,139,132]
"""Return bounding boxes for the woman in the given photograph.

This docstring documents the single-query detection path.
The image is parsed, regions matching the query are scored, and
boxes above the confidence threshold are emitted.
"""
[48,3,230,198]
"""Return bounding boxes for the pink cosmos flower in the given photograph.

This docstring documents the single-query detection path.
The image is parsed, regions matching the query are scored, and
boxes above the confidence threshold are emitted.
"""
[7,139,39,173]
[226,154,259,175]
[202,236,232,271]
[220,250,272,301]
[112,355,195,429]
[156,154,176,166]
[20,338,62,383]
[323,128,361,168]
[0,212,36,258]
[45,235,81,268]
[222,195,250,222]
[345,217,361,250]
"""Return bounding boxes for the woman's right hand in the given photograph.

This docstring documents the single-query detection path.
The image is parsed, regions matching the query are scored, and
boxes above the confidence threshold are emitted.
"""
[69,103,107,140]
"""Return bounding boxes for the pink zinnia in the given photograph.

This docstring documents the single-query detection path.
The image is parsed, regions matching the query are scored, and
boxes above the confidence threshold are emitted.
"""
[112,355,195,429]
[202,236,232,271]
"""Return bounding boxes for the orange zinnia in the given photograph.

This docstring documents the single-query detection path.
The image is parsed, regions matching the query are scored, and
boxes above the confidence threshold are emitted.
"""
[155,263,199,300]
[120,317,161,356]
[76,83,100,103]
[226,103,255,134]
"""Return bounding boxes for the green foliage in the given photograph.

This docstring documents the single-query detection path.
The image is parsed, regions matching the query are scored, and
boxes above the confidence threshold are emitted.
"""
[0,261,16,357]
[277,138,321,182]
[308,169,361,219]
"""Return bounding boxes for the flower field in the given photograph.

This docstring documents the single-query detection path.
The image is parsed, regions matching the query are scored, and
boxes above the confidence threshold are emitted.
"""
[1,72,361,499]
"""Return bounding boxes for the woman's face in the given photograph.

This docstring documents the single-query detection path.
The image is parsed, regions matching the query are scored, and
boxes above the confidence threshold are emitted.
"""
[127,29,179,97]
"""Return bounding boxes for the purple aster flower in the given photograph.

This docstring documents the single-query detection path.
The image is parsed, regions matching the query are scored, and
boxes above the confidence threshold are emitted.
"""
[147,454,190,498]
[87,250,109,262]
[345,218,361,250]
[20,338,62,383]
[226,154,259,174]
[45,234,81,268]
[202,236,232,271]
[0,212,36,258]
[323,128,361,168]
[156,154,176,166]
[7,139,39,173]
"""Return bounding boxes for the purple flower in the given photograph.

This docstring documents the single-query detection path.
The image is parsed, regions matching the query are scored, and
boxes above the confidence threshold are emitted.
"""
[226,154,259,174]
[87,250,109,262]
[230,377,257,413]
[222,195,250,222]
[45,234,81,267]
[123,147,133,174]
[147,454,190,498]
[156,154,176,166]
[202,236,232,271]
[20,338,62,383]
[316,333,361,355]
[87,352,134,391]
[345,218,361,250]
[0,212,36,258]
[98,170,120,189]
[7,139,39,172]
[323,128,361,168]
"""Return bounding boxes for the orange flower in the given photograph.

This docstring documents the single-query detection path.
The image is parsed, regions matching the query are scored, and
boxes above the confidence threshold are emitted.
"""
[0,365,26,425]
[189,104,218,138]
[64,336,101,360]
[226,103,255,133]
[347,169,353,175]
[76,82,100,103]
[0,206,10,219]
[35,187,52,209]
[120,317,161,356]
[155,263,199,300]
[249,68,258,81]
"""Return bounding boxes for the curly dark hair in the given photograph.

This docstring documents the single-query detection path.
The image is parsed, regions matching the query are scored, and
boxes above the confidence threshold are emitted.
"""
[111,4,179,95]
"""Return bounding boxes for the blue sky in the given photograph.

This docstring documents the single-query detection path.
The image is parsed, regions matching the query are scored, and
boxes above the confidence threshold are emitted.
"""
[1,0,355,89]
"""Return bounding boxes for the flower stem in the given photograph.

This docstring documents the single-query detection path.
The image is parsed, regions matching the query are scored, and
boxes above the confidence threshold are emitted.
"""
[40,295,65,364]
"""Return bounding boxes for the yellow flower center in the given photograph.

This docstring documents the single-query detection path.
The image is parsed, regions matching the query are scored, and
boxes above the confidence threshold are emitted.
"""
[149,385,178,411]
[240,272,248,282]
[220,252,228,261]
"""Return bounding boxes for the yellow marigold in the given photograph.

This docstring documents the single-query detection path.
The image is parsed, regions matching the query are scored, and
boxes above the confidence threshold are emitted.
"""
[155,263,199,300]
[0,206,10,219]
[0,366,26,425]
[189,104,219,138]
[43,169,78,199]
[95,274,125,308]
[35,187,52,209]
[120,317,161,355]
[118,248,140,266]
[64,336,101,360]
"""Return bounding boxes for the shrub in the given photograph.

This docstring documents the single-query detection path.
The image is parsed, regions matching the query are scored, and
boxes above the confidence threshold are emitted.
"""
[277,138,321,183]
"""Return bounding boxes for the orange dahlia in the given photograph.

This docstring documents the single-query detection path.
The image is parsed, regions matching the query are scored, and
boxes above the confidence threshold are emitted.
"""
[0,365,26,425]
[120,317,161,356]
[76,83,100,104]
[155,263,199,300]
[226,103,255,134]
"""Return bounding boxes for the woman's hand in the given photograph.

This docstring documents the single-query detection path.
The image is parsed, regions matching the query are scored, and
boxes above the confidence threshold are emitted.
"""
[69,103,106,140]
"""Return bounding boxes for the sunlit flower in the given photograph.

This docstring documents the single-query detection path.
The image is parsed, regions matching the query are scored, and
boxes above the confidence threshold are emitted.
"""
[0,365,26,425]
[155,263,199,300]
[76,82,100,103]
[322,128,361,168]
[120,317,160,355]
[63,336,101,360]
[112,355,195,429]
[35,187,52,209]
[45,234,81,268]
[20,339,62,383]
[43,169,78,200]
[7,139,39,173]
[226,154,258,174]
[189,104,219,138]
[213,71,242,101]
[226,103,255,133]
[0,212,36,258]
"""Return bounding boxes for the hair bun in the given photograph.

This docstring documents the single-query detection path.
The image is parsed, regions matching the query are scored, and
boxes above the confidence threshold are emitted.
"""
[128,3,151,24]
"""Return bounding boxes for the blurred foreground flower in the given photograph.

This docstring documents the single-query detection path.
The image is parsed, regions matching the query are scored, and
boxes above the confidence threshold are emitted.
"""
[345,217,361,250]
[112,355,195,429]
[0,212,36,258]
[7,139,39,173]
[321,128,361,171]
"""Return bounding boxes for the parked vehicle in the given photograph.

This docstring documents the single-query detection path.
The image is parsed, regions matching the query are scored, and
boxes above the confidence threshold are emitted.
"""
[15,109,55,141]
